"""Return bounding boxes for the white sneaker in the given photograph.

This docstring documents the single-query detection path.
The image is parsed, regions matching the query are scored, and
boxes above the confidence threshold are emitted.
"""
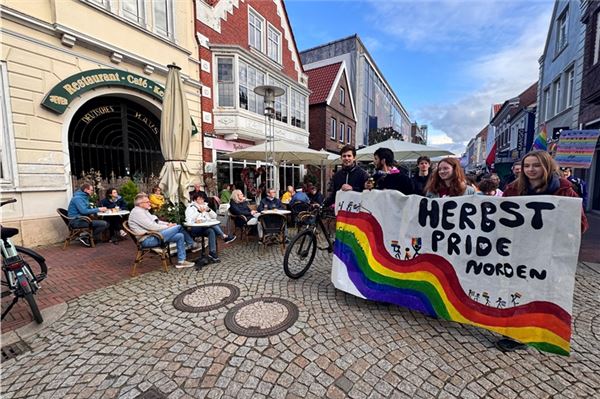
[119,229,128,237]
[176,260,195,269]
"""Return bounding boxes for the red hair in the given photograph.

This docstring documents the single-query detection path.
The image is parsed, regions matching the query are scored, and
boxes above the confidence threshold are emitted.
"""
[424,158,467,196]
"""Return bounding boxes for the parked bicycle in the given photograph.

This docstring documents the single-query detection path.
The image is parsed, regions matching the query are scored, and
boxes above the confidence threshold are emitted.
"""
[283,205,336,279]
[1,198,48,324]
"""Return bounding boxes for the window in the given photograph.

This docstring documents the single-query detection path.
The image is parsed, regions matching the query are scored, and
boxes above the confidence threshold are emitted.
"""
[566,68,574,108]
[543,87,550,121]
[267,26,281,63]
[0,62,15,186]
[339,122,345,142]
[121,0,145,24]
[268,77,287,123]
[330,118,337,140]
[340,87,345,105]
[594,12,600,65]
[90,0,109,8]
[153,0,172,38]
[556,9,568,53]
[248,9,264,51]
[290,89,306,129]
[239,61,265,115]
[553,79,561,115]
[346,126,352,143]
[217,58,234,107]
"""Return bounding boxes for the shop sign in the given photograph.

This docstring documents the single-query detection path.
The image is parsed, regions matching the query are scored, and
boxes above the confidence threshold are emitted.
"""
[42,68,198,135]
[42,69,164,114]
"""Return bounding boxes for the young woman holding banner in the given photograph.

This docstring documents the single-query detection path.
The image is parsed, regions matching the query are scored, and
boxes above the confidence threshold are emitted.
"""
[496,150,588,352]
[424,158,476,198]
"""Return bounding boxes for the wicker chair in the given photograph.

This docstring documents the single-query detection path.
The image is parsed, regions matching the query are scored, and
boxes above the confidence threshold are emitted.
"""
[122,221,171,276]
[228,212,252,243]
[56,208,95,249]
[258,213,287,255]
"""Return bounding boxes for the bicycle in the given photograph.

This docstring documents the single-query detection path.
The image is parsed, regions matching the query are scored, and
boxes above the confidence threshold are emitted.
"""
[1,198,48,324]
[283,205,336,279]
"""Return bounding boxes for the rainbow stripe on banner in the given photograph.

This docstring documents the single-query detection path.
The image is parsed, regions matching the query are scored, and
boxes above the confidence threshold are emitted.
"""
[334,210,572,355]
[532,124,548,151]
[555,130,600,169]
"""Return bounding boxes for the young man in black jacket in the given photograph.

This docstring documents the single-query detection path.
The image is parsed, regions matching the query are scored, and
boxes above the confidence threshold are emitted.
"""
[366,147,414,194]
[323,145,369,207]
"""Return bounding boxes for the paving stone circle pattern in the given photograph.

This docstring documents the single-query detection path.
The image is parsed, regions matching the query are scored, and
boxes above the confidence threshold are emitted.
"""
[224,297,299,338]
[173,283,240,313]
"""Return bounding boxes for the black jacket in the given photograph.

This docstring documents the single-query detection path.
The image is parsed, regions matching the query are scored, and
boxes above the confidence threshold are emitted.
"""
[229,200,253,226]
[258,197,283,212]
[324,163,369,206]
[376,172,414,194]
[411,174,430,196]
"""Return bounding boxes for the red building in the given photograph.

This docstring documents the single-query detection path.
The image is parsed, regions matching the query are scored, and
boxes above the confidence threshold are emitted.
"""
[195,0,309,194]
[305,62,356,153]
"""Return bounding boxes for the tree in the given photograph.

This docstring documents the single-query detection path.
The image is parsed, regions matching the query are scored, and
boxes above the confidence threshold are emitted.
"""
[368,127,403,146]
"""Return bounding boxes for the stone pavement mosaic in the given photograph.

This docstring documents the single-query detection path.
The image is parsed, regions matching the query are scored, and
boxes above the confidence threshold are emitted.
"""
[1,244,599,398]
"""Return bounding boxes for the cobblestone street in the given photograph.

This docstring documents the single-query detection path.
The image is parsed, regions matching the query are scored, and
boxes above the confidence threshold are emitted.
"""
[1,240,599,398]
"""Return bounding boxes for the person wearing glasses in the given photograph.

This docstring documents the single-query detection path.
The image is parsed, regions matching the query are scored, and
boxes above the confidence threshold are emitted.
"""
[128,193,201,268]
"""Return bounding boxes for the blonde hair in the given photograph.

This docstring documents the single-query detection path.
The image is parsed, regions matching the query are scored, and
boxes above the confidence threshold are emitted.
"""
[134,192,149,206]
[231,189,245,203]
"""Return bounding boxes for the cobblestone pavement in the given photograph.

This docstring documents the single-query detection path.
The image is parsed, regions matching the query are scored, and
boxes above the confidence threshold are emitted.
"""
[1,241,599,399]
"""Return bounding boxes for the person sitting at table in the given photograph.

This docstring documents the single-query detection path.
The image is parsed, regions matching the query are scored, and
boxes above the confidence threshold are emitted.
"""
[190,182,220,212]
[128,193,200,269]
[258,188,284,212]
[229,189,259,226]
[99,187,128,243]
[149,186,165,211]
[186,194,236,262]
[67,182,108,247]
[290,187,310,206]
[220,183,234,204]
[281,186,294,204]
[306,184,324,206]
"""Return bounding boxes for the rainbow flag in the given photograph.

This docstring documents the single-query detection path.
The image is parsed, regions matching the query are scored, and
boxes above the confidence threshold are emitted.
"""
[532,124,548,151]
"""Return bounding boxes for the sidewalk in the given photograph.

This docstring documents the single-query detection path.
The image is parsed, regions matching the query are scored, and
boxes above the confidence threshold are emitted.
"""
[2,213,599,334]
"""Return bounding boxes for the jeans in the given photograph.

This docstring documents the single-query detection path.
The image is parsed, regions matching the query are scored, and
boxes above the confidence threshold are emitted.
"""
[189,225,224,254]
[140,225,193,262]
[70,218,108,240]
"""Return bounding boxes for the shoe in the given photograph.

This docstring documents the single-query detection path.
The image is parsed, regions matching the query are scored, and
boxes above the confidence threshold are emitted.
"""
[175,260,195,269]
[207,252,220,263]
[223,235,236,244]
[495,338,527,352]
[119,229,128,237]
[190,243,202,253]
[78,236,91,247]
[285,238,290,244]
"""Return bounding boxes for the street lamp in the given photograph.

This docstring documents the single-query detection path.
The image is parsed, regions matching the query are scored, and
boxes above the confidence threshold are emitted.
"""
[253,84,284,192]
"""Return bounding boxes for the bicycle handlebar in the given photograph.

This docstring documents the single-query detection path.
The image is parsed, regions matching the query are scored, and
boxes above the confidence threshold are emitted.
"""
[0,198,17,207]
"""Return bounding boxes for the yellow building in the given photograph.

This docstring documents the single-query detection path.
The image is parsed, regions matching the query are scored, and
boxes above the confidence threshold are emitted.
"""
[1,0,202,246]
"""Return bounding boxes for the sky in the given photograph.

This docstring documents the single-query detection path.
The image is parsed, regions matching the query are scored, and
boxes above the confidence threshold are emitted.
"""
[285,0,555,154]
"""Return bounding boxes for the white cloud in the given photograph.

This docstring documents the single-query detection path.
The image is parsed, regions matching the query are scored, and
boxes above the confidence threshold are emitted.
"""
[367,0,545,52]
[414,5,552,153]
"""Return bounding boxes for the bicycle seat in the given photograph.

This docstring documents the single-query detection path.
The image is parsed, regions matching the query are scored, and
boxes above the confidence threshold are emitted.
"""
[1,226,19,239]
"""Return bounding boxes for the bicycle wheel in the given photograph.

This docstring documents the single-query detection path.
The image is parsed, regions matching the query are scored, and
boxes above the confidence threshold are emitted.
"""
[24,292,43,323]
[283,229,317,279]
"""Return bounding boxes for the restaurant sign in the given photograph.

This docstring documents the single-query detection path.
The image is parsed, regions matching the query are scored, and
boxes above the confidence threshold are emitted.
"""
[42,68,198,135]
[41,69,165,114]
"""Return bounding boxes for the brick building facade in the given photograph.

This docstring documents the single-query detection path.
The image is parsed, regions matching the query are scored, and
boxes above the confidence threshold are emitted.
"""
[305,62,356,153]
[195,0,309,194]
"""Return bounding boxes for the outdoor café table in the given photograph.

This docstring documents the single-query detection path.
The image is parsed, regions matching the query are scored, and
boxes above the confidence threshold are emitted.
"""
[97,210,130,242]
[258,210,291,215]
[184,220,221,255]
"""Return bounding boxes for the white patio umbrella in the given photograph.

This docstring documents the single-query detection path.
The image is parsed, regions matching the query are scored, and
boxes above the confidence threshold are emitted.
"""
[158,64,193,205]
[355,139,454,162]
[228,140,331,164]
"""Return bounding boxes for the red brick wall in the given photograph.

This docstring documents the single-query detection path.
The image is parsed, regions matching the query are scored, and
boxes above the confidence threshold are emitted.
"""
[196,0,304,162]
[308,70,356,153]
